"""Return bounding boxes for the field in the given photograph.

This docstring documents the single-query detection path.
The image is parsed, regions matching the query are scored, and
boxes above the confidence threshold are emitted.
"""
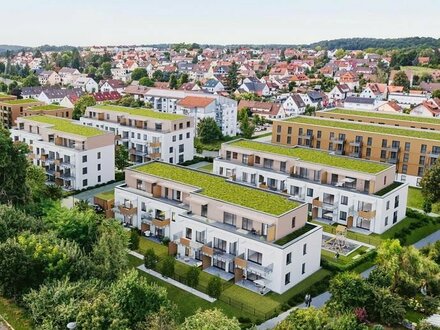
[401,66,438,75]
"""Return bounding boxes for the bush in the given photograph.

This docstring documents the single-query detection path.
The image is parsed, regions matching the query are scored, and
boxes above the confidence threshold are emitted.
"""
[186,266,200,288]
[144,249,159,270]
[160,256,175,278]
[207,276,222,299]
[421,295,440,315]
[161,237,170,246]
[129,229,140,250]
[287,275,332,307]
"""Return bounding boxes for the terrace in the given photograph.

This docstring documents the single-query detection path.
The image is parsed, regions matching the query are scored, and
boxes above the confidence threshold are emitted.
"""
[91,104,186,121]
[284,116,440,141]
[227,139,390,174]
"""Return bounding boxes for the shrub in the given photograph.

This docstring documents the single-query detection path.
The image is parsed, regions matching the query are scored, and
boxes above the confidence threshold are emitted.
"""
[160,256,175,278]
[186,266,200,288]
[207,276,222,299]
[144,249,159,270]
[129,228,140,250]
[161,237,171,246]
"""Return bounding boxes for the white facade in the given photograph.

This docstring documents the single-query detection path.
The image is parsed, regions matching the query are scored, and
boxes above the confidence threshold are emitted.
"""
[388,92,430,106]
[73,77,99,93]
[282,96,305,116]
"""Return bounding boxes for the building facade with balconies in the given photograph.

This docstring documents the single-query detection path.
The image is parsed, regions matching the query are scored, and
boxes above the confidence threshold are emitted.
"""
[0,98,44,128]
[80,105,194,164]
[10,115,115,190]
[114,161,322,294]
[214,139,408,234]
[272,115,440,187]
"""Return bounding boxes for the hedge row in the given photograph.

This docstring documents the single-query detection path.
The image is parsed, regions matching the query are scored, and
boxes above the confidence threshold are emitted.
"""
[321,250,377,273]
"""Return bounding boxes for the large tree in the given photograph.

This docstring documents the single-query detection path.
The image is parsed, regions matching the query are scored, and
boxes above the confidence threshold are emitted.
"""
[22,74,40,87]
[197,117,222,143]
[420,159,440,204]
[72,94,96,119]
[393,71,410,91]
[181,309,240,330]
[115,144,130,171]
[131,68,148,81]
[225,62,239,93]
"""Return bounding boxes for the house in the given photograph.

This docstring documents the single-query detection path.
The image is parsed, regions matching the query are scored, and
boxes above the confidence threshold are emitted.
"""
[237,77,270,97]
[58,67,81,86]
[123,85,151,99]
[92,91,122,103]
[410,99,440,117]
[203,79,225,93]
[360,83,388,100]
[111,68,132,83]
[290,74,309,86]
[38,70,61,86]
[73,77,99,93]
[375,101,403,113]
[100,79,125,93]
[21,86,45,99]
[301,91,326,108]
[38,88,84,104]
[238,100,286,119]
[388,90,430,106]
[343,96,377,110]
[420,82,440,93]
[282,94,306,116]
[328,84,351,102]
[337,72,359,90]
[178,82,202,92]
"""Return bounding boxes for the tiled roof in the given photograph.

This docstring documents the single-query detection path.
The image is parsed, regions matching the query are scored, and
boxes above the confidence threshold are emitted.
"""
[177,96,215,108]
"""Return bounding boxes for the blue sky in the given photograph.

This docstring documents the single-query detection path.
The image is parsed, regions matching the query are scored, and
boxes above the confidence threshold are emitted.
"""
[4,0,440,46]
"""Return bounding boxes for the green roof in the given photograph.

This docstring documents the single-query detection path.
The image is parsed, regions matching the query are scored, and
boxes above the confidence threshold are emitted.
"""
[92,105,186,120]
[328,109,440,125]
[95,190,115,200]
[28,104,66,111]
[274,223,316,246]
[2,98,39,104]
[284,116,440,142]
[25,115,105,137]
[229,140,389,174]
[136,162,301,216]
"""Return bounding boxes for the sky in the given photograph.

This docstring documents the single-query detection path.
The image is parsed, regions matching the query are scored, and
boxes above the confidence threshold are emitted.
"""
[2,0,440,46]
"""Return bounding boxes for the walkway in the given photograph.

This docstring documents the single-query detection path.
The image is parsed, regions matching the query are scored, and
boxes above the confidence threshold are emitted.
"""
[257,230,440,330]
[129,251,216,303]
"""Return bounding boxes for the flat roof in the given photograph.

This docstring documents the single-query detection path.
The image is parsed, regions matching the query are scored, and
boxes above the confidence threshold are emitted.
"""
[27,104,67,111]
[24,115,105,137]
[2,98,39,104]
[327,109,440,125]
[135,162,301,216]
[91,105,186,120]
[229,140,389,174]
[283,116,440,142]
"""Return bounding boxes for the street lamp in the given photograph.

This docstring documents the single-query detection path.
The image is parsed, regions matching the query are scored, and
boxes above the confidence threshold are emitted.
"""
[67,322,77,330]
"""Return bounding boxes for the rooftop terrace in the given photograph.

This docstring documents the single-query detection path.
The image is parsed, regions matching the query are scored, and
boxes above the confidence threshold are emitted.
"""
[91,105,186,120]
[328,108,440,125]
[28,104,66,111]
[134,162,301,216]
[24,115,105,137]
[229,139,389,174]
[284,116,440,142]
[2,98,39,104]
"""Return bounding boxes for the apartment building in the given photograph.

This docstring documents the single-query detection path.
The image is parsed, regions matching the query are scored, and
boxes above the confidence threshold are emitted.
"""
[114,161,322,294]
[214,139,408,234]
[140,88,237,136]
[22,104,73,119]
[10,115,115,190]
[0,98,44,128]
[0,93,17,102]
[80,105,194,164]
[272,116,440,187]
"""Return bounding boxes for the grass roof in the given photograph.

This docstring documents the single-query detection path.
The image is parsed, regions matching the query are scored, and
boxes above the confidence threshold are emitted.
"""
[25,115,105,137]
[93,105,186,120]
[2,98,39,104]
[95,190,115,200]
[328,109,440,125]
[274,223,316,246]
[229,140,389,174]
[284,116,440,142]
[28,104,66,111]
[136,162,301,216]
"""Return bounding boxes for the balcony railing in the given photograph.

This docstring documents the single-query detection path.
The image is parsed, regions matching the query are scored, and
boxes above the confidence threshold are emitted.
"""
[117,203,137,216]
[358,210,376,219]
[150,141,161,148]
[330,138,345,144]
[152,218,170,228]
[349,141,362,147]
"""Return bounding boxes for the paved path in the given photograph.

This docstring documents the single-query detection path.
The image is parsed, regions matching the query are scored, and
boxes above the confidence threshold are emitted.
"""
[61,181,124,209]
[257,230,440,330]
[129,251,216,303]
[187,161,211,169]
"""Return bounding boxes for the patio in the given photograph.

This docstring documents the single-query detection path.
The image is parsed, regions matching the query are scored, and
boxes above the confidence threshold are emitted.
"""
[236,279,271,295]
[204,266,234,281]
[176,256,202,268]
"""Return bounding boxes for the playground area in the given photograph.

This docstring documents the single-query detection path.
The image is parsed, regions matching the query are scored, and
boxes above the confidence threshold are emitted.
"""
[321,225,362,256]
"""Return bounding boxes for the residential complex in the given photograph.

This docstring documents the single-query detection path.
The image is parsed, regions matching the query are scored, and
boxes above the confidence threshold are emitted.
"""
[114,161,322,294]
[214,139,408,234]
[80,104,194,164]
[22,104,73,119]
[0,98,44,128]
[10,115,115,190]
[272,115,440,186]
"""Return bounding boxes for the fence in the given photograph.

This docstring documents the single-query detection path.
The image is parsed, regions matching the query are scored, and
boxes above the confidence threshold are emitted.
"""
[316,223,382,246]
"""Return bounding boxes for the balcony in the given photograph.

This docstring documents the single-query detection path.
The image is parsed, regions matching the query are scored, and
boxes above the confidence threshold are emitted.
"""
[312,199,322,208]
[384,145,400,152]
[349,151,361,158]
[429,152,439,159]
[387,157,398,164]
[60,172,75,180]
[118,203,137,216]
[235,255,247,269]
[349,141,362,147]
[299,134,313,140]
[358,210,376,219]
[331,137,345,144]
[150,141,161,148]
[60,161,74,168]
[130,148,148,156]
[40,154,49,161]
[152,218,170,228]
[149,152,161,159]
[201,244,214,257]
[97,113,105,121]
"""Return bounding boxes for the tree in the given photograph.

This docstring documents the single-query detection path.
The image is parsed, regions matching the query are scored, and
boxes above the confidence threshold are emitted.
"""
[153,70,164,82]
[129,228,140,250]
[139,76,155,87]
[225,62,239,92]
[100,61,112,76]
[207,276,222,299]
[131,68,148,81]
[169,74,178,89]
[239,111,255,139]
[335,48,347,59]
[22,74,40,87]
[144,248,159,270]
[420,160,440,204]
[393,71,410,91]
[275,307,328,330]
[72,94,96,119]
[161,256,175,278]
[179,73,189,86]
[197,117,222,143]
[432,90,440,98]
[0,205,45,243]
[186,266,200,288]
[115,144,130,171]
[140,305,178,330]
[0,128,30,205]
[26,165,48,202]
[369,287,405,326]
[181,309,240,330]
[304,104,316,116]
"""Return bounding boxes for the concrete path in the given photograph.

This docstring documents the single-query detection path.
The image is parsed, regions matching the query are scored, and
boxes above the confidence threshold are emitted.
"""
[129,251,216,303]
[413,230,440,249]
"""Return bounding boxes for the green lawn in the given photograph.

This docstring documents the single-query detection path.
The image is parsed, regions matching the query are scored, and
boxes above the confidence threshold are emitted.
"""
[401,66,438,75]
[0,297,32,330]
[407,187,440,213]
[198,163,213,173]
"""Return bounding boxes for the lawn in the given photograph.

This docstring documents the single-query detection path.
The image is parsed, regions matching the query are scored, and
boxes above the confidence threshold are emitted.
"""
[407,187,440,213]
[26,115,104,137]
[321,246,370,266]
[0,296,32,330]
[401,66,438,75]
[198,163,213,173]
[195,136,240,152]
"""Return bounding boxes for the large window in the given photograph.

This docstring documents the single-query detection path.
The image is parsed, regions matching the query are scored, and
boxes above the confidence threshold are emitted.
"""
[214,237,227,252]
[223,212,236,226]
[242,217,253,231]
[248,249,262,265]
[196,231,205,243]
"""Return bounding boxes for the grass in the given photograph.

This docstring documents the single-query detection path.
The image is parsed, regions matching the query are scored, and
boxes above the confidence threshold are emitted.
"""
[28,104,66,111]
[274,223,317,245]
[95,190,115,201]
[195,136,240,152]
[0,296,32,330]
[284,116,440,141]
[401,66,438,75]
[328,108,440,125]
[135,162,300,216]
[1,98,39,104]
[198,163,213,173]
[92,104,186,120]
[407,187,440,213]
[25,115,105,137]
[374,181,404,196]
[321,246,369,266]
[229,139,390,174]
[405,309,425,323]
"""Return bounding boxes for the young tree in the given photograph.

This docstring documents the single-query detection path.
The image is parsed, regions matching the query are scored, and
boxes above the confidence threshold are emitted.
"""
[141,305,179,330]
[186,266,200,288]
[131,68,148,81]
[161,256,175,278]
[393,71,410,91]
[72,94,96,119]
[181,309,240,330]
[420,160,440,204]
[129,228,140,250]
[239,112,255,139]
[197,117,222,143]
[207,276,222,299]
[144,248,159,270]
[115,145,130,171]
[225,62,239,93]
[139,76,155,87]
[169,74,178,89]
[26,165,48,202]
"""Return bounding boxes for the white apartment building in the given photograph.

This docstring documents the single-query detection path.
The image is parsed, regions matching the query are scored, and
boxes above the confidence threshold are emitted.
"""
[80,105,194,164]
[214,139,409,234]
[114,161,322,294]
[11,115,115,190]
[139,88,237,136]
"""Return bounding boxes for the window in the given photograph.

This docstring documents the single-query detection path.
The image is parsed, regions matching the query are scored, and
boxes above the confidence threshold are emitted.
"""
[366,148,371,157]
[242,154,248,164]
[286,253,292,265]
[179,154,184,163]
[169,147,173,153]
[179,123,183,129]
[223,212,236,226]
[381,139,388,148]
[317,130,322,138]
[82,155,87,162]
[421,144,427,153]
[97,175,101,183]
[307,188,313,197]
[285,273,291,285]
[185,227,192,239]
[303,243,307,255]
[263,158,273,169]
[179,144,184,153]
[341,196,348,205]
[187,121,190,127]
[402,164,408,174]
[82,179,88,187]
[291,217,296,228]
[248,249,262,265]
[287,136,292,144]
[172,135,176,142]
[405,142,411,152]
[316,140,321,149]
[385,216,389,226]
[287,127,292,134]
[394,195,399,208]
[179,134,183,141]
[393,211,398,224]
[380,150,387,159]
[214,237,227,251]
[340,211,347,221]
[196,231,205,243]
[277,125,281,133]
[419,156,425,165]
[169,157,173,164]
[155,123,162,131]
[276,135,281,143]
[386,201,390,210]
[301,263,306,274]
[242,217,253,231]
[232,152,238,159]
[280,161,286,172]
[418,167,424,177]
[82,167,87,174]
[186,132,190,138]
[97,164,101,171]
[97,152,101,159]
[403,153,409,163]
[367,137,372,146]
